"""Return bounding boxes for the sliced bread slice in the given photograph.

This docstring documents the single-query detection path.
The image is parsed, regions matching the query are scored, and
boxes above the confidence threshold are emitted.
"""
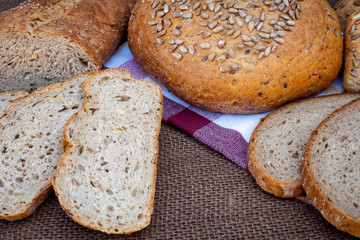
[0,72,92,221]
[248,93,360,198]
[0,91,28,116]
[52,69,163,234]
[301,98,360,238]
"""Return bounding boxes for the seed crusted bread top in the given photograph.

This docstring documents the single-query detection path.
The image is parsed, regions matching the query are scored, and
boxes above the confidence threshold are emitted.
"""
[0,91,28,116]
[0,72,92,221]
[334,0,360,32]
[301,98,360,238]
[52,69,163,234]
[128,0,342,114]
[0,0,136,91]
[248,93,360,198]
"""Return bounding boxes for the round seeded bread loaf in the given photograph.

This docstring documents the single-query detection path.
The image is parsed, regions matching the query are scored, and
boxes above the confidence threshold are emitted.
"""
[128,0,343,114]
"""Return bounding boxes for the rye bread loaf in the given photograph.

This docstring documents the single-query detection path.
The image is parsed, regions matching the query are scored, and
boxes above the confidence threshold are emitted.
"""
[0,91,28,116]
[0,72,92,221]
[248,93,360,198]
[301,98,360,238]
[52,69,163,234]
[0,0,136,92]
[128,0,342,114]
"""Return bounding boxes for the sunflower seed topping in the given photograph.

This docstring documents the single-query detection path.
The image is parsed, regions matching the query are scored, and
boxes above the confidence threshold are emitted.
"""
[217,39,226,49]
[157,38,163,45]
[188,45,195,54]
[208,52,216,61]
[220,66,231,73]
[172,53,183,60]
[199,43,210,49]
[275,37,285,44]
[208,21,218,29]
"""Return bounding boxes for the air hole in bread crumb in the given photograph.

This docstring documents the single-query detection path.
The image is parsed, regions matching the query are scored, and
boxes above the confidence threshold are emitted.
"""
[39,154,45,159]
[106,189,114,195]
[132,189,137,197]
[15,177,23,183]
[354,203,359,208]
[138,213,144,219]
[0,179,4,188]
[14,134,20,139]
[97,221,103,227]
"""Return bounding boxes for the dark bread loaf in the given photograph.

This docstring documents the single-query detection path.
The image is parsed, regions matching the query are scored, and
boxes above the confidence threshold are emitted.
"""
[0,0,136,91]
[301,98,360,238]
[128,0,343,114]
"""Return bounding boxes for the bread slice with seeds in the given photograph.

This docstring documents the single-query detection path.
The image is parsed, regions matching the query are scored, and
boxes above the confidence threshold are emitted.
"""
[0,72,92,221]
[301,98,360,238]
[52,69,163,234]
[0,91,28,116]
[248,93,360,198]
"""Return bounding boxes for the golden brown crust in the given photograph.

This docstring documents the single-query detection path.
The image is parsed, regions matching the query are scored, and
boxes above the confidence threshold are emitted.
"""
[301,98,360,238]
[0,0,137,69]
[344,11,360,92]
[128,0,342,114]
[52,69,163,234]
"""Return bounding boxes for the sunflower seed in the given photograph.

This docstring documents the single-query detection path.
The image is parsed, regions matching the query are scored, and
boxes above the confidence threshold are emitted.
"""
[275,37,285,44]
[288,10,295,20]
[234,4,245,9]
[182,12,192,19]
[201,12,210,19]
[244,41,255,46]
[258,32,270,38]
[208,2,215,11]
[151,10,156,19]
[202,32,211,38]
[169,38,175,44]
[295,9,300,19]
[221,13,230,21]
[257,22,264,31]
[245,15,252,23]
[271,43,279,52]
[148,20,158,26]
[220,66,231,73]
[248,21,255,32]
[172,53,182,60]
[208,21,218,29]
[175,39,185,44]
[157,29,166,36]
[275,0,281,4]
[350,69,359,77]
[226,48,235,57]
[269,4,277,11]
[179,4,188,10]
[151,1,159,9]
[213,26,224,33]
[228,15,235,25]
[214,4,221,13]
[276,30,285,36]
[188,45,195,54]
[261,28,271,33]
[264,46,271,56]
[193,2,201,10]
[226,29,235,36]
[157,38,163,44]
[195,29,203,35]
[239,10,247,18]
[174,11,183,17]
[207,52,215,61]
[353,59,360,68]
[286,20,296,26]
[251,35,260,42]
[241,34,252,41]
[283,0,289,7]
[280,13,291,20]
[277,20,286,27]
[199,43,210,49]
[216,54,226,62]
[164,19,172,27]
[278,3,285,11]
[269,19,277,25]
[176,45,187,54]
[228,8,238,13]
[258,51,265,59]
[264,0,274,6]
[232,29,241,39]
[164,4,169,13]
[213,12,222,20]
[169,45,178,52]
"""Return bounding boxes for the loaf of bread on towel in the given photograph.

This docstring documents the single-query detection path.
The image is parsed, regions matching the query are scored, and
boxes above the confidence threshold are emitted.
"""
[0,72,92,221]
[0,0,136,91]
[52,69,163,234]
[248,93,360,198]
[0,91,28,116]
[301,98,360,238]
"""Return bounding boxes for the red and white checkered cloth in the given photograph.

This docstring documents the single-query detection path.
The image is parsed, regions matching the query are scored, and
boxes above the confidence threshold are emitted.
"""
[105,42,344,175]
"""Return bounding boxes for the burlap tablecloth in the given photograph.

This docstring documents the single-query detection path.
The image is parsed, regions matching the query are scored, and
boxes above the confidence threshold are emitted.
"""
[0,0,357,239]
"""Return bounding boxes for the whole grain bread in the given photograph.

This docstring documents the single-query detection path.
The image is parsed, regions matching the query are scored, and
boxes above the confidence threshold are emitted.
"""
[344,11,360,93]
[0,91,28,116]
[248,93,360,198]
[0,72,92,221]
[52,69,163,234]
[0,0,136,91]
[128,0,342,114]
[334,0,360,32]
[301,98,360,238]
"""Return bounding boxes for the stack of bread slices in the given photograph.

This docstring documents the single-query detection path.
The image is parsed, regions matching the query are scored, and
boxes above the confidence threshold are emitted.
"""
[248,93,360,238]
[0,69,163,235]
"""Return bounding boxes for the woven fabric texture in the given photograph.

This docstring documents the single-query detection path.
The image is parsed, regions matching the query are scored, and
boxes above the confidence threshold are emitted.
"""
[0,0,357,239]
